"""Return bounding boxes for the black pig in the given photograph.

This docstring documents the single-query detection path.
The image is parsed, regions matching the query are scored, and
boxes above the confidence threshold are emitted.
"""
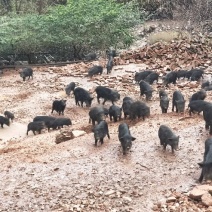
[95,86,120,105]
[106,56,113,74]
[122,97,134,119]
[172,90,186,113]
[103,107,109,117]
[74,87,93,107]
[190,68,204,81]
[52,99,67,115]
[118,123,136,155]
[106,49,116,58]
[20,67,33,81]
[89,106,105,126]
[65,82,76,96]
[158,125,179,153]
[87,65,103,77]
[129,101,150,120]
[190,89,207,102]
[160,96,169,113]
[139,80,153,101]
[163,71,177,87]
[93,121,110,146]
[109,105,122,122]
[176,70,188,79]
[134,70,153,83]
[198,138,212,182]
[0,116,10,128]
[83,52,97,61]
[144,72,159,84]
[159,89,168,99]
[203,104,212,135]
[33,116,56,132]
[201,81,210,89]
[49,118,72,130]
[188,100,211,116]
[4,111,14,122]
[27,121,46,135]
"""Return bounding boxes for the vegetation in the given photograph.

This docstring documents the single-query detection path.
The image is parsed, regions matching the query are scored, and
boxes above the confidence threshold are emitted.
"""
[0,0,211,63]
[0,0,142,62]
[117,0,211,24]
[0,0,67,15]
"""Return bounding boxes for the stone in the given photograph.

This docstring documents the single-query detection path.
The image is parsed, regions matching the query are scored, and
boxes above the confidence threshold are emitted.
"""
[189,81,199,88]
[55,130,77,144]
[201,193,212,206]
[152,205,158,211]
[55,133,72,144]
[206,206,212,212]
[166,196,176,203]
[189,188,208,200]
[168,206,176,211]
[208,187,212,195]
[123,196,132,202]
[105,190,115,196]
[197,185,212,191]
[72,130,86,138]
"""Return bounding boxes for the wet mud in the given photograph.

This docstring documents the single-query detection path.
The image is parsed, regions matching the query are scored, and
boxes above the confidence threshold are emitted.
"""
[0,65,211,211]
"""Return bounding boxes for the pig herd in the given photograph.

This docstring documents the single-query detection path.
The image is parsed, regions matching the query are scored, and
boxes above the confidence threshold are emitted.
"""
[1,63,212,183]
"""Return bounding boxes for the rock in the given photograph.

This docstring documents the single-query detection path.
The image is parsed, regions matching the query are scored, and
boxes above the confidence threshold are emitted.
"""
[189,81,199,88]
[156,202,162,208]
[208,187,212,195]
[175,192,181,199]
[123,196,132,202]
[152,205,158,211]
[61,204,70,211]
[206,206,212,212]
[166,196,176,203]
[72,130,86,138]
[201,193,212,206]
[168,206,176,211]
[104,190,115,196]
[197,185,212,191]
[189,188,208,200]
[55,130,73,144]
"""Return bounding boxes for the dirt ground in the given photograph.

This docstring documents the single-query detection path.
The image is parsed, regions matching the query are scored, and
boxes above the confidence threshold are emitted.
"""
[0,63,212,212]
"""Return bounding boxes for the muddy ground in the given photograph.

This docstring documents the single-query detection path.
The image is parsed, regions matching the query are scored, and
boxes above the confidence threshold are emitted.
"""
[0,63,211,212]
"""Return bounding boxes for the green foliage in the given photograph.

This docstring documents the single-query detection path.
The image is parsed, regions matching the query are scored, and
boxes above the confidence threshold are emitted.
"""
[0,0,143,60]
[0,0,67,15]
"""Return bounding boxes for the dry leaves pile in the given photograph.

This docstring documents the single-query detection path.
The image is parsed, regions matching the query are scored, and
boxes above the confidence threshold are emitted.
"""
[114,38,212,70]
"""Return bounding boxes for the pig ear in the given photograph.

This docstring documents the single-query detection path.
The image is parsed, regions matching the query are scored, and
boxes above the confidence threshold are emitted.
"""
[120,137,124,143]
[131,136,136,141]
[198,162,203,167]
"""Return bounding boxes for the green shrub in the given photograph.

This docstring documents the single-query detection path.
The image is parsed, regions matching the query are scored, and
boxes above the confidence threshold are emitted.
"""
[0,0,143,61]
